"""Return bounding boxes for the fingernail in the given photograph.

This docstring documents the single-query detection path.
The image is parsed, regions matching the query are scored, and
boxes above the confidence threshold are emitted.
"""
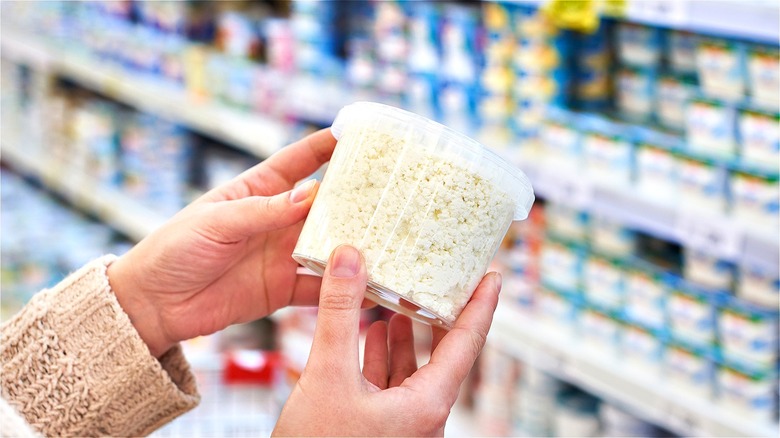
[331,245,360,277]
[493,272,503,294]
[290,179,316,203]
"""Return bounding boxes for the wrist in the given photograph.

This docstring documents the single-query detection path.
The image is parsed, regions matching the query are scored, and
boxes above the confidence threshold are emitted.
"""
[107,255,174,358]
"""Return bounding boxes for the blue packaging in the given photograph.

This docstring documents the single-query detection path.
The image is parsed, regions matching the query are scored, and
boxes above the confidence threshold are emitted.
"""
[540,107,581,169]
[685,98,738,159]
[667,277,724,349]
[537,285,581,333]
[665,339,717,400]
[616,22,663,68]
[583,253,625,312]
[622,323,666,374]
[573,24,611,111]
[667,30,698,75]
[746,44,780,110]
[738,263,780,310]
[716,360,778,423]
[540,237,585,294]
[581,115,634,185]
[697,38,748,102]
[615,67,656,123]
[739,108,780,170]
[656,74,697,131]
[718,295,779,368]
[579,306,622,352]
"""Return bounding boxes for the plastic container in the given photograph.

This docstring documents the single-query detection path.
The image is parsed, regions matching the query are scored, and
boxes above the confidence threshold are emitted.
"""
[667,278,721,349]
[293,102,534,328]
[696,38,746,102]
[716,361,778,423]
[685,98,738,159]
[615,67,656,123]
[738,108,780,169]
[718,296,779,367]
[665,341,716,401]
[683,248,735,292]
[667,30,699,75]
[737,263,780,309]
[591,214,635,258]
[616,22,663,68]
[583,254,625,312]
[656,74,696,131]
[622,323,665,376]
[746,44,780,110]
[624,262,669,331]
[731,168,780,232]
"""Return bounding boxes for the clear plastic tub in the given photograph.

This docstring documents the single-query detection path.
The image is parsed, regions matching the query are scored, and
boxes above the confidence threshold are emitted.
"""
[293,102,534,328]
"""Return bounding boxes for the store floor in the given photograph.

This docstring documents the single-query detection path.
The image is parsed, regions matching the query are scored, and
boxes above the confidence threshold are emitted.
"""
[153,369,280,437]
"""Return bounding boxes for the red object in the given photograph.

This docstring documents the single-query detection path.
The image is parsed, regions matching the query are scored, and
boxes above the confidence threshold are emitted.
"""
[222,350,281,385]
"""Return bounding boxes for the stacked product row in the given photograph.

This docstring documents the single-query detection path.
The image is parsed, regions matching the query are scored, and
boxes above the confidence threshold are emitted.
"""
[6,1,777,144]
[532,16,779,234]
[0,58,293,218]
[468,345,674,437]
[0,172,132,319]
[539,106,778,233]
[5,1,776,232]
[2,59,193,216]
[496,200,779,424]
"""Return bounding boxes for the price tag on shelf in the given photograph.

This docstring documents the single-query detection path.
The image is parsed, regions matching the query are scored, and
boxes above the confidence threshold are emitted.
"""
[627,0,689,26]
[538,169,594,209]
[675,211,744,260]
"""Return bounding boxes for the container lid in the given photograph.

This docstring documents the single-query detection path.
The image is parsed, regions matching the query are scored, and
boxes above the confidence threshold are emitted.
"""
[331,102,535,220]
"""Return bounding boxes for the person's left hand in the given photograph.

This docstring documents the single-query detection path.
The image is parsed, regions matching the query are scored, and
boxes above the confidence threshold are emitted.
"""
[274,245,501,436]
[108,129,336,358]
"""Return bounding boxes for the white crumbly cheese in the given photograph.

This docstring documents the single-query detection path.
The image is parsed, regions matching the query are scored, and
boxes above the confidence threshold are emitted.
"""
[295,126,515,324]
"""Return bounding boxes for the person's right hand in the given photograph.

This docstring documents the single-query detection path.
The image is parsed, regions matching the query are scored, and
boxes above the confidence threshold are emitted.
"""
[273,245,502,436]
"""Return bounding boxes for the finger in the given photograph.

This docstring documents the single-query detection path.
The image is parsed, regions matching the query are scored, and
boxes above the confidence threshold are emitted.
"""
[430,326,447,353]
[388,314,417,388]
[289,273,323,306]
[290,278,377,309]
[240,128,337,197]
[405,273,501,404]
[198,180,318,242]
[363,321,389,390]
[307,245,367,378]
[262,128,336,187]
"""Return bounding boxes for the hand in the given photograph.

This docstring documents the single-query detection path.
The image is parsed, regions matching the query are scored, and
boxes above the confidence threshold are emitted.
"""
[273,245,502,437]
[108,129,337,358]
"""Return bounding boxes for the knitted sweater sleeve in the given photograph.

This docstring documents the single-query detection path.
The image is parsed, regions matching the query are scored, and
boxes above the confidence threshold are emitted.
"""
[0,256,200,437]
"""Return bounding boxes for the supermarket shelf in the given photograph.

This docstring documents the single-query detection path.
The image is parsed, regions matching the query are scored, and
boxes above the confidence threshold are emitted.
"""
[3,24,777,272]
[0,27,288,159]
[503,0,780,44]
[489,305,780,438]
[519,161,780,274]
[0,143,167,242]
[624,0,780,44]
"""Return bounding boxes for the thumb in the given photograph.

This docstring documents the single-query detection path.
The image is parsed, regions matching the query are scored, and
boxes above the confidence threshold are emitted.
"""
[200,179,318,242]
[307,245,367,378]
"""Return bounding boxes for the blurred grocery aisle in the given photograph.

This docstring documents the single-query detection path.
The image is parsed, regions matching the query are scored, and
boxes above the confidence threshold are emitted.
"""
[1,1,778,437]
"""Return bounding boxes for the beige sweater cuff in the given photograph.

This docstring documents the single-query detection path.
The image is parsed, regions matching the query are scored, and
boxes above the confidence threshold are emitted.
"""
[1,256,200,437]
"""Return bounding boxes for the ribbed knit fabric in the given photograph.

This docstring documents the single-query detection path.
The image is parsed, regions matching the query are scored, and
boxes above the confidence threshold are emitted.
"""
[0,256,200,437]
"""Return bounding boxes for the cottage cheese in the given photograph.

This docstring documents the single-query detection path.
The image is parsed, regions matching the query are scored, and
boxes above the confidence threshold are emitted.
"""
[294,126,516,325]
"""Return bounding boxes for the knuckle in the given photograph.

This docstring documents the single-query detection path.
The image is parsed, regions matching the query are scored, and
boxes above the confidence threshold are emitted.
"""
[319,288,359,311]
[453,326,487,360]
[256,195,274,216]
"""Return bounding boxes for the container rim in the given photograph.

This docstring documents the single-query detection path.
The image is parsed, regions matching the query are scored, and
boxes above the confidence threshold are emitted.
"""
[331,101,535,220]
